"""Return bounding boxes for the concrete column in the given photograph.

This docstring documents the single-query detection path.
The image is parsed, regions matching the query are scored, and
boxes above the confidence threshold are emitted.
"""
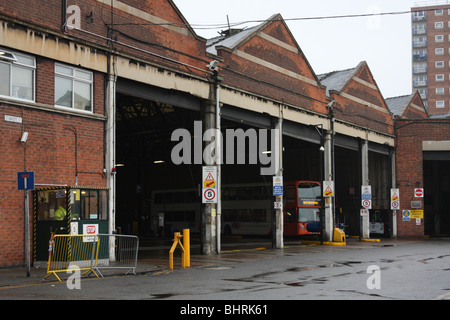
[390,149,397,238]
[323,132,334,242]
[360,138,370,239]
[202,88,217,255]
[105,71,117,260]
[273,108,283,249]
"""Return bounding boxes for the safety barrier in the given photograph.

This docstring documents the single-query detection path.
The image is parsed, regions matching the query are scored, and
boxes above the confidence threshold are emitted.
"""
[169,229,190,270]
[93,234,139,277]
[45,234,101,281]
[44,233,139,281]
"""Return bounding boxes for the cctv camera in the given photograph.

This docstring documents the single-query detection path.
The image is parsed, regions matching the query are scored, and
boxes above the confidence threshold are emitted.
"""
[207,60,219,71]
[20,132,28,143]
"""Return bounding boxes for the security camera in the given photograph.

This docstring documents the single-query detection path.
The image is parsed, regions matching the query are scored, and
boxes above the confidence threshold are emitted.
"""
[207,60,219,71]
[20,132,28,143]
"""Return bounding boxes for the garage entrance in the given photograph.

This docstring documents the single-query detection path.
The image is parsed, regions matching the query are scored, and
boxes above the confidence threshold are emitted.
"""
[424,156,450,236]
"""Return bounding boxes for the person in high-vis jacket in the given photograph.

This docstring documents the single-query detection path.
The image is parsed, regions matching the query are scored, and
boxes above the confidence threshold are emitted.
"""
[54,205,67,220]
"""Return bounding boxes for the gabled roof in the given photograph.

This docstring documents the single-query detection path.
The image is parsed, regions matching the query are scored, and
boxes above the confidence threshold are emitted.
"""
[386,91,428,119]
[318,66,358,97]
[206,14,283,55]
[206,13,322,86]
[385,94,414,117]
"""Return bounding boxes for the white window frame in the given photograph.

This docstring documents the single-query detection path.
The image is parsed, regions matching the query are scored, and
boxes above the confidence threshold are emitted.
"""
[436,61,444,68]
[435,9,444,16]
[0,48,36,102]
[436,21,444,29]
[436,74,444,82]
[436,48,444,55]
[436,87,445,95]
[54,63,93,113]
[436,100,445,108]
[435,35,444,42]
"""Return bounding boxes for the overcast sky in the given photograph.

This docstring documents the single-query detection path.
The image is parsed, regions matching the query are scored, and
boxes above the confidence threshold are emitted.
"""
[173,0,418,99]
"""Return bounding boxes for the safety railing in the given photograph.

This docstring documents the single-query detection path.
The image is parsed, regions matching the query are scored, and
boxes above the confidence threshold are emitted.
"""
[44,233,139,281]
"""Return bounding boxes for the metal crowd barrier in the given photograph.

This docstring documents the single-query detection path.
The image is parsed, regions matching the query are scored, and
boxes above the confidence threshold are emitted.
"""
[45,233,139,281]
[45,234,101,281]
[93,234,139,277]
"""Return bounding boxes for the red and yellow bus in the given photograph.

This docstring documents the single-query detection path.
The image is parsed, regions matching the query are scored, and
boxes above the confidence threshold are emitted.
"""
[284,181,321,236]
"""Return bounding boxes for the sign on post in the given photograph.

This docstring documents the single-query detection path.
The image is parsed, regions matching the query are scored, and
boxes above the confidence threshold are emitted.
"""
[323,181,334,197]
[17,171,35,190]
[361,185,372,209]
[390,188,400,210]
[202,166,217,203]
[273,176,283,196]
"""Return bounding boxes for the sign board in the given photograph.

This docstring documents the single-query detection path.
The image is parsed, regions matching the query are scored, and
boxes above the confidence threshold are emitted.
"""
[323,181,334,197]
[274,202,283,209]
[361,185,372,200]
[202,166,217,203]
[362,199,372,209]
[410,210,424,219]
[402,210,411,221]
[273,176,283,196]
[360,209,369,217]
[17,171,35,190]
[390,188,400,210]
[70,222,78,235]
[414,188,424,198]
[83,224,98,242]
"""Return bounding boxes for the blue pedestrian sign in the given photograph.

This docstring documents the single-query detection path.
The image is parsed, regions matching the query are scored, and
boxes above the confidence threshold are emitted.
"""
[273,176,283,196]
[17,171,35,190]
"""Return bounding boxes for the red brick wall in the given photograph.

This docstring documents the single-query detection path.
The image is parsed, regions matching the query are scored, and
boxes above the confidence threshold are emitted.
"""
[395,119,450,237]
[0,54,106,266]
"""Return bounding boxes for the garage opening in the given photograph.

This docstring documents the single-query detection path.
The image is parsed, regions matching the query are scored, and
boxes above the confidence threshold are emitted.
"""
[424,155,450,236]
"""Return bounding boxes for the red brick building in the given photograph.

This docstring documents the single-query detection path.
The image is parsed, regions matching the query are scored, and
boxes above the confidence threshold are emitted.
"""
[0,0,449,267]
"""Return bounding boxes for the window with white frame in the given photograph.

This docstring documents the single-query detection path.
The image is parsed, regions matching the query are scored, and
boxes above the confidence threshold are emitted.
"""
[436,35,444,42]
[0,49,35,101]
[436,21,444,29]
[435,9,443,16]
[55,64,93,112]
[436,87,445,95]
[436,48,444,55]
[436,100,445,108]
[436,61,444,68]
[436,74,444,82]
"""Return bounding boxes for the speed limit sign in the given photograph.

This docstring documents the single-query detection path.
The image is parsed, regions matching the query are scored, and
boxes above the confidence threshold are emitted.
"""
[362,199,372,209]
[203,188,217,203]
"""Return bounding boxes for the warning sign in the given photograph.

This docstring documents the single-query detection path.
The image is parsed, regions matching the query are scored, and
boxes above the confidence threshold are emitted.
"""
[202,166,217,203]
[390,188,400,210]
[323,181,334,197]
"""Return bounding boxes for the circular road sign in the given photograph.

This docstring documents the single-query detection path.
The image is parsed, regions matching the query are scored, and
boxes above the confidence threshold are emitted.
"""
[204,189,216,201]
[362,199,371,208]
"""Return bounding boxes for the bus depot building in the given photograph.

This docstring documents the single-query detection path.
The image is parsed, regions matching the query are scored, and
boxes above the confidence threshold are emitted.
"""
[1,0,450,267]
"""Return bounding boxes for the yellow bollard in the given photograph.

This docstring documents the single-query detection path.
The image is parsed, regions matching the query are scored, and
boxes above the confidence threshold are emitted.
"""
[183,229,190,268]
[169,232,185,270]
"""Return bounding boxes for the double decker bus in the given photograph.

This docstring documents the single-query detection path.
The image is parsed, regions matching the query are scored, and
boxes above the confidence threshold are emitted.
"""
[284,181,321,236]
